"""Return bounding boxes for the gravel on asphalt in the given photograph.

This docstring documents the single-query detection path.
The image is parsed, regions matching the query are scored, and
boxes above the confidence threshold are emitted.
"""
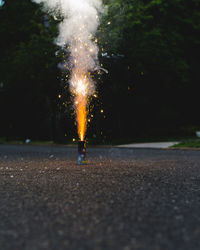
[0,144,200,250]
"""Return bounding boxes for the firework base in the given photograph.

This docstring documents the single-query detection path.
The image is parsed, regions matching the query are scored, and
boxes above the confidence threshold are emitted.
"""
[78,140,86,165]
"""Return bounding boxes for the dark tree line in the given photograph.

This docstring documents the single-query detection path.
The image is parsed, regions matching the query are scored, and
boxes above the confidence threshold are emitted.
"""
[0,0,200,143]
[99,0,200,141]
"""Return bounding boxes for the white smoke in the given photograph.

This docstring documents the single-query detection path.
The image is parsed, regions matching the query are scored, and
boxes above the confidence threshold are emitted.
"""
[33,0,104,79]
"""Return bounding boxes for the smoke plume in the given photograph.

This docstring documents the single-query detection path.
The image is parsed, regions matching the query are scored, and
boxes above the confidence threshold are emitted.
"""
[32,0,104,140]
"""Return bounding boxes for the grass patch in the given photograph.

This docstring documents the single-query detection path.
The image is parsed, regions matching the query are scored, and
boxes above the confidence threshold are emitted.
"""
[172,139,200,148]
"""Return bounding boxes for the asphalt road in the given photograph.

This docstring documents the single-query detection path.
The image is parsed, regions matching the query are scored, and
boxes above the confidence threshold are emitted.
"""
[0,144,200,250]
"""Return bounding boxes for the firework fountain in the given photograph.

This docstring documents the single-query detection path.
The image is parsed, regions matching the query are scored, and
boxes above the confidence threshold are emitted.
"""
[33,0,104,164]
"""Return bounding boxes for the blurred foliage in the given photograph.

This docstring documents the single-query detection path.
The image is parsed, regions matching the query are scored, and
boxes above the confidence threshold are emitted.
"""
[97,0,200,140]
[0,0,200,143]
[0,0,66,142]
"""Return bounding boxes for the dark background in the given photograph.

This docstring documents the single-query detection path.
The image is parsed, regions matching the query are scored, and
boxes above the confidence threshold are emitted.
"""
[0,0,199,144]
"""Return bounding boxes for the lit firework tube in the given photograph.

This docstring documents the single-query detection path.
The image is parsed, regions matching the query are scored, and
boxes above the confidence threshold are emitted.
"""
[78,140,86,165]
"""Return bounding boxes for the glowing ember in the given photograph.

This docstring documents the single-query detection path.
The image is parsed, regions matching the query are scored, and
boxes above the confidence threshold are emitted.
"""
[73,78,88,141]
[76,96,87,141]
[71,71,93,141]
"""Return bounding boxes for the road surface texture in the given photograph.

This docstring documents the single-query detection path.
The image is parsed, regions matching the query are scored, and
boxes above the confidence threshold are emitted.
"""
[0,144,200,250]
